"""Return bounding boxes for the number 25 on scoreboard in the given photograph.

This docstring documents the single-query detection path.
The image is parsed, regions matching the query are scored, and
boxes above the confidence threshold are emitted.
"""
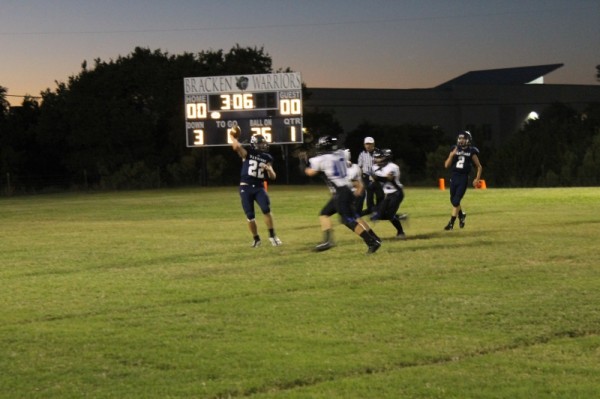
[251,127,272,142]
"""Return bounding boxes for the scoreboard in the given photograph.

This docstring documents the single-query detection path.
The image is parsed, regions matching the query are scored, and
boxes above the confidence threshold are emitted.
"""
[184,72,303,147]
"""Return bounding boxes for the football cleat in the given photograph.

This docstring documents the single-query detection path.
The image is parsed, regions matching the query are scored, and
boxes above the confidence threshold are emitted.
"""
[251,239,261,248]
[315,241,334,252]
[444,223,454,231]
[367,241,381,254]
[395,232,407,240]
[269,236,282,246]
[459,213,466,228]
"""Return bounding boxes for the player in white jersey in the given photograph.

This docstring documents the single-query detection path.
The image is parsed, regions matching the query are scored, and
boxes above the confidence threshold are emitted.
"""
[370,148,408,239]
[314,149,382,249]
[304,136,381,254]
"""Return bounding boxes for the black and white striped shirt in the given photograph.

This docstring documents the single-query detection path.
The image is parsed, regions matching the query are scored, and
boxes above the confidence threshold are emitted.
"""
[357,150,375,176]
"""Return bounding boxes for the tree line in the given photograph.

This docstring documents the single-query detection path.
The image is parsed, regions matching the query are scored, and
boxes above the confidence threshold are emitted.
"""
[1,47,599,195]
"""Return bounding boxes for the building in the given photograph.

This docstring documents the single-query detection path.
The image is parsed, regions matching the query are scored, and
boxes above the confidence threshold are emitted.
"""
[304,64,600,147]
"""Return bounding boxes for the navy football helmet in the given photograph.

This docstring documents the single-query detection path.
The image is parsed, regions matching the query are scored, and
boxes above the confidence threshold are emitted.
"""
[374,148,392,165]
[250,134,269,151]
[457,131,472,148]
[316,135,338,153]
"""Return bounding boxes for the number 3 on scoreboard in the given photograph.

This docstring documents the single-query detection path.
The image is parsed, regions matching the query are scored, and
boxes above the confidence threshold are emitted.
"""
[193,129,204,145]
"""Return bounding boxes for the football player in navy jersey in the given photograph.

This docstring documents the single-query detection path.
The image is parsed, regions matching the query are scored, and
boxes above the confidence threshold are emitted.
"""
[304,136,381,254]
[443,131,483,230]
[231,133,282,247]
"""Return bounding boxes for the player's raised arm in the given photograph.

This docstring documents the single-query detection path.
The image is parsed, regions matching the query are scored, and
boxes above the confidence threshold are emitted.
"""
[230,125,247,159]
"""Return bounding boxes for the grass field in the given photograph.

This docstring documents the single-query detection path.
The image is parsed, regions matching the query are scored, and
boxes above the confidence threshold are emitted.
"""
[1,185,599,398]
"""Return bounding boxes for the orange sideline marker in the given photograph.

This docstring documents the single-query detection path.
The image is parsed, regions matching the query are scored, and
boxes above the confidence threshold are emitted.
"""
[438,178,445,190]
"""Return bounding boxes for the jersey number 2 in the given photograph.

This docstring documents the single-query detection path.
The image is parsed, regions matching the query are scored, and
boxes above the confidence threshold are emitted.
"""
[456,156,466,169]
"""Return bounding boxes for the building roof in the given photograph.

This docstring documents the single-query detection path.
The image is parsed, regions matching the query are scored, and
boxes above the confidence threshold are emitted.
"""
[436,63,564,88]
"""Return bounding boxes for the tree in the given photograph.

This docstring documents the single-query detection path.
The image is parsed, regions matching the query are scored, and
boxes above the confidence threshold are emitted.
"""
[0,85,9,116]
[0,85,10,191]
[32,45,276,189]
[426,145,451,183]
[345,122,444,183]
[0,95,45,191]
[578,133,600,185]
[491,102,600,187]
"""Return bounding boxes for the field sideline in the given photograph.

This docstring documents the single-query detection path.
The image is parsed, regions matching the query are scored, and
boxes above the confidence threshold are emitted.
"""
[1,186,599,398]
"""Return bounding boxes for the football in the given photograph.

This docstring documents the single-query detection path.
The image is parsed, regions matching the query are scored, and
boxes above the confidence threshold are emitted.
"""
[230,125,241,139]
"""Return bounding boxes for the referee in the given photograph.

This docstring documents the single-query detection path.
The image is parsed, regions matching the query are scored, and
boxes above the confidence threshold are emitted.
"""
[357,136,381,215]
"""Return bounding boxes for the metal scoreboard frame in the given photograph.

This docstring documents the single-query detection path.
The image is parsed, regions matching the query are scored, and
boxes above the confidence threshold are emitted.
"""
[184,72,303,147]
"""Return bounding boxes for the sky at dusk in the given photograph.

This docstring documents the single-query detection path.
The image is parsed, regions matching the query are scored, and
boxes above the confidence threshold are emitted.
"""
[1,0,599,106]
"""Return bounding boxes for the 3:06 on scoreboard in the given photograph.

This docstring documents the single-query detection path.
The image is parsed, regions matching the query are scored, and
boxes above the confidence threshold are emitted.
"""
[183,72,303,147]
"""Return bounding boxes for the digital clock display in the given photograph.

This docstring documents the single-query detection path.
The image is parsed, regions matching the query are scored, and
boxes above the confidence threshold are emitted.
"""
[184,72,303,147]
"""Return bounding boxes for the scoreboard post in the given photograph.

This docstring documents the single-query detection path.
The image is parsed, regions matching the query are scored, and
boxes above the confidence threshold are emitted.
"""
[184,72,303,147]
